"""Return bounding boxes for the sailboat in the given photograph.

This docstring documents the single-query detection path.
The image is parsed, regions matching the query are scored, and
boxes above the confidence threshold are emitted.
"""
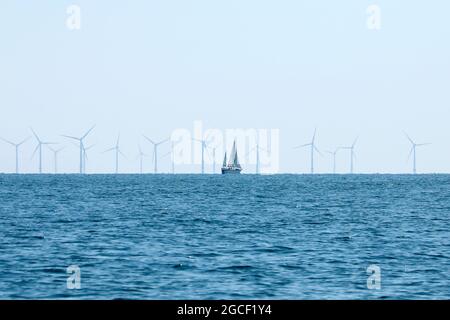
[221,140,242,174]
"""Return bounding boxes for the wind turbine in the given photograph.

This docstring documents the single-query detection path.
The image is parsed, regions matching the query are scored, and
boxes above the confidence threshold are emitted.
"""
[210,146,217,174]
[143,135,169,174]
[193,135,218,174]
[246,143,269,174]
[294,128,321,174]
[205,145,221,174]
[0,136,29,174]
[30,128,55,174]
[162,140,184,174]
[62,125,95,174]
[192,138,208,174]
[170,141,175,174]
[47,146,65,174]
[82,144,95,174]
[136,144,148,174]
[405,133,430,174]
[326,148,341,174]
[342,137,358,174]
[103,135,125,174]
[161,143,175,174]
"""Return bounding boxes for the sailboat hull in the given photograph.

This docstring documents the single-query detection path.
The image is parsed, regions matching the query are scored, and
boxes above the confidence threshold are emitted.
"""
[221,167,242,174]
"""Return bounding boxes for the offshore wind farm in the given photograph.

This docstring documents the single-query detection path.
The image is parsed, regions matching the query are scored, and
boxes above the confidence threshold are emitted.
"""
[0,126,438,175]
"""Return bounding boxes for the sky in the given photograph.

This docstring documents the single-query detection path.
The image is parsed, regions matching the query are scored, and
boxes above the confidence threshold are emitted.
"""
[0,0,449,174]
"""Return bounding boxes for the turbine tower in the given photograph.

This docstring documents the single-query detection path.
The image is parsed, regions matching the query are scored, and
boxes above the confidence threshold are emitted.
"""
[254,143,270,174]
[342,138,358,174]
[326,148,340,174]
[136,144,147,174]
[170,141,175,174]
[193,136,219,174]
[405,133,430,174]
[211,147,217,174]
[0,136,29,174]
[161,143,176,174]
[47,146,65,174]
[247,143,268,174]
[62,125,95,174]
[30,128,55,174]
[294,128,321,174]
[143,135,169,174]
[103,135,125,174]
[82,144,95,174]
[192,138,208,174]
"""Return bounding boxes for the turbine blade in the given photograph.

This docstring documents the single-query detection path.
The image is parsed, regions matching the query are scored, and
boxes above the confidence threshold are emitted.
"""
[404,132,414,145]
[82,125,96,139]
[31,144,40,159]
[157,138,170,145]
[258,145,269,153]
[204,147,213,160]
[18,137,30,146]
[161,151,171,158]
[85,144,95,151]
[0,137,15,146]
[103,147,115,153]
[314,146,324,157]
[407,146,414,161]
[143,135,155,145]
[30,127,41,143]
[203,130,213,144]
[294,143,311,149]
[62,135,80,140]
[245,146,257,157]
[70,141,79,149]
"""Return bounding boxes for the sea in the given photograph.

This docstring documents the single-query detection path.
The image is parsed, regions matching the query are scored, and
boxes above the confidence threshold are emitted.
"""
[0,174,448,299]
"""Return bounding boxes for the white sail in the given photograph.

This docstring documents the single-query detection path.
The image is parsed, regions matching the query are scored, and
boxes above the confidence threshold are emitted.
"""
[227,140,240,167]
[234,152,240,167]
[222,152,227,167]
[227,141,236,166]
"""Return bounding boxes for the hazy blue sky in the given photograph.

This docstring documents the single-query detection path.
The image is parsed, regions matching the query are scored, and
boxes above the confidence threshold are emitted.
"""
[1,1,449,173]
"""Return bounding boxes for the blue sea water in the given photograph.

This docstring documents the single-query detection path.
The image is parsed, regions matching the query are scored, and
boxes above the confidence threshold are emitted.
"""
[0,174,448,300]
